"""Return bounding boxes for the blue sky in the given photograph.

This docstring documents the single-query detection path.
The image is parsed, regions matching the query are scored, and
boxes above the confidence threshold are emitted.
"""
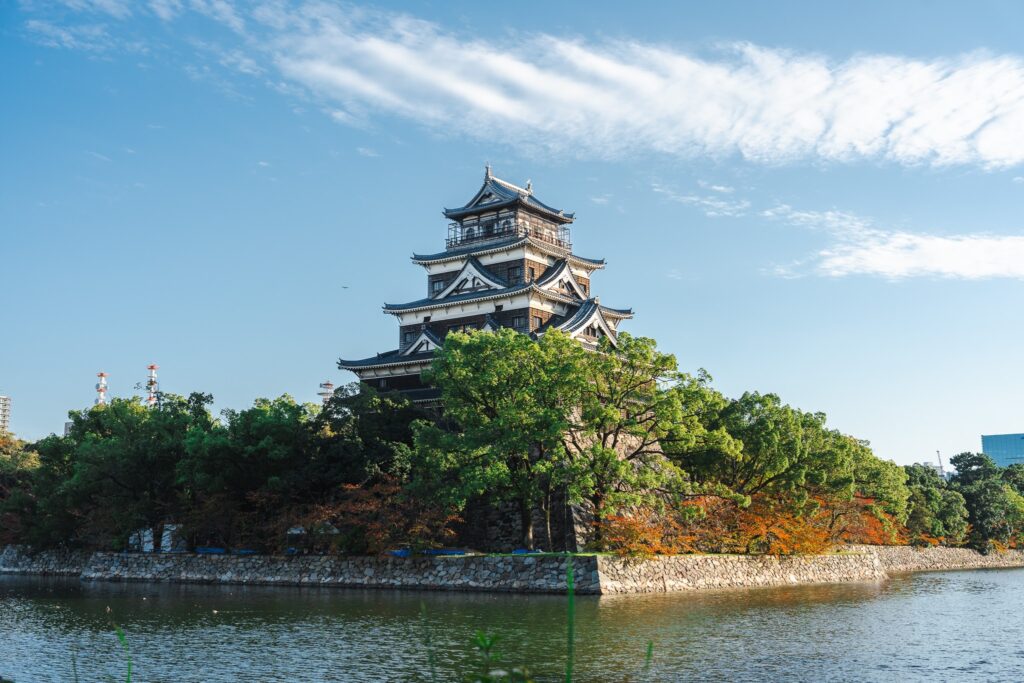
[2,1,1023,466]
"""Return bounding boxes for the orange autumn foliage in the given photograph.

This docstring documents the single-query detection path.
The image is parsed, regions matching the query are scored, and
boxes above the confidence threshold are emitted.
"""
[290,477,460,555]
[596,509,699,557]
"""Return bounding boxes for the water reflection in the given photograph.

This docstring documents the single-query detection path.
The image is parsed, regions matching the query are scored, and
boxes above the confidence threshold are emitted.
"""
[1,569,1022,682]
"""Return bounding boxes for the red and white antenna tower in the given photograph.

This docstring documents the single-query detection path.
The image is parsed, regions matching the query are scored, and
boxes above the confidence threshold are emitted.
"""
[317,380,335,406]
[145,364,159,406]
[95,372,109,406]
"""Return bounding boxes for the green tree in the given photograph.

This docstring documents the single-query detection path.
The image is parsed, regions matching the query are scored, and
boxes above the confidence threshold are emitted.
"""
[849,441,910,524]
[675,392,854,505]
[178,395,315,549]
[406,329,586,549]
[0,433,39,544]
[565,334,724,534]
[950,452,1022,551]
[903,464,968,544]
[25,394,214,550]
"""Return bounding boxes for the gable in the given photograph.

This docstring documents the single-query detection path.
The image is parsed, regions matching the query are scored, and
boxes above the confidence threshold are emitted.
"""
[434,257,508,299]
[401,329,442,356]
[536,260,588,299]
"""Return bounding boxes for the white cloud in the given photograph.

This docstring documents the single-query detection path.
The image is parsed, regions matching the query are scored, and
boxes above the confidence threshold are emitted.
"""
[255,7,1024,168]
[59,0,132,19]
[356,147,379,157]
[188,0,244,33]
[652,183,750,217]
[87,150,112,162]
[764,205,1024,280]
[24,19,111,51]
[817,231,1024,279]
[148,0,182,21]
[25,4,1024,169]
[698,180,735,193]
[1013,176,1024,184]
[257,160,271,166]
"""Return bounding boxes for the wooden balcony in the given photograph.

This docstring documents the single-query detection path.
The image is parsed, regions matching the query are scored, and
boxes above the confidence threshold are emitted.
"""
[446,219,571,251]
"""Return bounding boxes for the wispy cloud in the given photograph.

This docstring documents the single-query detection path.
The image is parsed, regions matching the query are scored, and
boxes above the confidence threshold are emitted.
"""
[22,3,1024,169]
[59,0,132,19]
[261,7,1024,168]
[24,19,112,51]
[356,146,379,157]
[87,150,112,162]
[698,180,735,193]
[764,205,1024,280]
[652,183,750,217]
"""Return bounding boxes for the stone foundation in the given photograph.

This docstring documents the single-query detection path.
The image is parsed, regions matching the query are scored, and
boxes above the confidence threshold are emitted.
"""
[3,544,1022,594]
[595,551,887,594]
[0,545,90,576]
[855,544,1024,573]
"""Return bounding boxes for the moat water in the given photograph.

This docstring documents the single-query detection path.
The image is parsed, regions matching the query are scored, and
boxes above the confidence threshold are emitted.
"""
[1,568,1022,682]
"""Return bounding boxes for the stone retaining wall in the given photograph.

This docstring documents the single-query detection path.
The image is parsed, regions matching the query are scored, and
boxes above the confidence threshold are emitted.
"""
[77,552,601,594]
[3,544,1023,594]
[856,544,1024,573]
[0,545,90,576]
[595,551,886,594]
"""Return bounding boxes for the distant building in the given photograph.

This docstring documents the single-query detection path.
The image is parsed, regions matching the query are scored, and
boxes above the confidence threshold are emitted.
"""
[0,395,10,433]
[981,433,1024,468]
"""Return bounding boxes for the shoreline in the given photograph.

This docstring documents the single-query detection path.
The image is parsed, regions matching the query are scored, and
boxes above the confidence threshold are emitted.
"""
[2,544,1022,595]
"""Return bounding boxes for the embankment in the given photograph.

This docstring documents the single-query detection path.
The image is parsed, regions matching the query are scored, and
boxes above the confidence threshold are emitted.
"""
[2,544,1022,594]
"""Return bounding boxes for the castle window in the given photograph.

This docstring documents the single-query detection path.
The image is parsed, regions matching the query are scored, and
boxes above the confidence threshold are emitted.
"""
[532,315,543,329]
[403,331,417,344]
[379,378,389,389]
[432,280,445,293]
[494,305,503,312]
[508,265,522,281]
[528,267,536,281]
[511,316,526,330]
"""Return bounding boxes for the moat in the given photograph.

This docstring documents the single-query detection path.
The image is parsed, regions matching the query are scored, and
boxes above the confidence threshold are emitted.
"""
[2,568,1023,682]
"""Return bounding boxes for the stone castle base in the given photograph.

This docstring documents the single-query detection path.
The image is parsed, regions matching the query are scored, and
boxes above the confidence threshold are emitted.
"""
[4,544,1022,594]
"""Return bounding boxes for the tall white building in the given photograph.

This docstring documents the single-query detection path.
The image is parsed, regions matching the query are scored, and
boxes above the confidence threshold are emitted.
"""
[0,395,10,433]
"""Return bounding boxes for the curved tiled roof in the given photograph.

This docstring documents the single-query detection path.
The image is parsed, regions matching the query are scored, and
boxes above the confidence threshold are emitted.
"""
[443,170,574,224]
[411,236,605,269]
[338,349,435,370]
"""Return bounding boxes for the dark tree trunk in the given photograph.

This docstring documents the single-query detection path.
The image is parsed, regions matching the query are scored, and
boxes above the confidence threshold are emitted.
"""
[590,492,605,545]
[520,497,534,550]
[151,521,164,552]
[544,489,553,552]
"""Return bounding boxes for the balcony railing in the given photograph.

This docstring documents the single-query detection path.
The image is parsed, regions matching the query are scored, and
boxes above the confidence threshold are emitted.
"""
[446,220,571,251]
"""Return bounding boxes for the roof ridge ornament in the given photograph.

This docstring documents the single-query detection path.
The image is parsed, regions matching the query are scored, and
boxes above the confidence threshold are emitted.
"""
[526,179,532,194]
[485,163,492,179]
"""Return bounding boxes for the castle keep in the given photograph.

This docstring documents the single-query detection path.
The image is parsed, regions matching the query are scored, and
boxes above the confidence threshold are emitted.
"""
[339,167,633,401]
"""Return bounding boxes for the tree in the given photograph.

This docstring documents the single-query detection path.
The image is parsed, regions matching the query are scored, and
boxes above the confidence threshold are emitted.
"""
[406,329,586,549]
[950,452,1023,551]
[0,433,39,544]
[178,395,315,549]
[903,464,968,545]
[21,394,215,550]
[565,334,724,539]
[674,392,855,505]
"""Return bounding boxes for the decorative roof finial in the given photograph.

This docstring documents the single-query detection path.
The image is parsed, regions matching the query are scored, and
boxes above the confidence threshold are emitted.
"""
[525,179,532,194]
[485,163,492,179]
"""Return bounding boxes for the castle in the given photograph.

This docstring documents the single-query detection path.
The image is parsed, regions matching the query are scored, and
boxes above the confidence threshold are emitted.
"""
[339,167,633,403]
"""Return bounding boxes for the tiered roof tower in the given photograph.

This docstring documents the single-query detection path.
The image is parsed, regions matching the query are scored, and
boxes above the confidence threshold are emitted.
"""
[339,167,633,402]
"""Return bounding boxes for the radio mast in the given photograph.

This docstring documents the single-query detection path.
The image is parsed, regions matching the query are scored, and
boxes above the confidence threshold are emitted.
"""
[317,380,335,406]
[95,372,109,406]
[145,364,159,406]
